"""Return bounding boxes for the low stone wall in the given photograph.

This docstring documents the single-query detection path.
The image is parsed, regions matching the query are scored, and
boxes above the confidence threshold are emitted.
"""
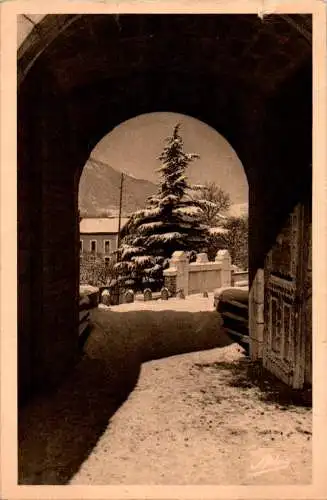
[163,250,233,297]
[231,270,249,287]
[189,266,222,295]
[164,273,177,297]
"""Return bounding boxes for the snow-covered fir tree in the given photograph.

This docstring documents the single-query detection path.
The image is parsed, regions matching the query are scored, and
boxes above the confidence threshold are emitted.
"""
[115,124,210,291]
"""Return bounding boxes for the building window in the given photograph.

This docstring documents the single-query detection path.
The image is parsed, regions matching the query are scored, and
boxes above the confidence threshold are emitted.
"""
[90,240,97,253]
[80,240,83,253]
[104,239,110,254]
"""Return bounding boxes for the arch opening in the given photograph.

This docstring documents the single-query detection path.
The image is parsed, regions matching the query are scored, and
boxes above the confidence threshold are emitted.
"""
[78,112,249,296]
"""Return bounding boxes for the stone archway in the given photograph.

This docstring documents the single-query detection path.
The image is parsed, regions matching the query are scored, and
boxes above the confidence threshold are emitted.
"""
[18,14,312,403]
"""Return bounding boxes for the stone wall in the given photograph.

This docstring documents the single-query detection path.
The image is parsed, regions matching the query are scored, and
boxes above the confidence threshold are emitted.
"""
[163,250,233,297]
[164,274,177,297]
[231,270,249,287]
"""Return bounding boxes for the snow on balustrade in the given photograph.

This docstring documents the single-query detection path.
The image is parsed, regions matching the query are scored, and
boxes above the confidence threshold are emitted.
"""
[163,250,233,297]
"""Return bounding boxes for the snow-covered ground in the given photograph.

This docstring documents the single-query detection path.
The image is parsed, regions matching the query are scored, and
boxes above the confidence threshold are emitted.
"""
[70,342,311,485]
[99,292,216,313]
[19,292,311,486]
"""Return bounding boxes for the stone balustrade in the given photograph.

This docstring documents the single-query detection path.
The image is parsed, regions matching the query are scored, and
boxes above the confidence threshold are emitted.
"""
[163,249,237,297]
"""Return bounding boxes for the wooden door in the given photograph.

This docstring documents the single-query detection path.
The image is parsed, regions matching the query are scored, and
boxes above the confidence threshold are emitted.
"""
[263,203,310,389]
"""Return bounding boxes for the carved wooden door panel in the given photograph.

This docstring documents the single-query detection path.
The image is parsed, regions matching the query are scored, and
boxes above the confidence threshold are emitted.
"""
[263,203,307,389]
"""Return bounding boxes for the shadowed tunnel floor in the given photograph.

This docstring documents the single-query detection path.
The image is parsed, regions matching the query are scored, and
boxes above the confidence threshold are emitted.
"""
[18,302,311,485]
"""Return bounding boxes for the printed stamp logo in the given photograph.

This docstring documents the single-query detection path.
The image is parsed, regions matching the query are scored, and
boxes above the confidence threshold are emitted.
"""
[248,449,290,477]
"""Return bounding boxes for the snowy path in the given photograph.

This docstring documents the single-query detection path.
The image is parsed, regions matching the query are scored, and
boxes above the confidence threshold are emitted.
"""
[70,346,311,485]
[19,295,311,485]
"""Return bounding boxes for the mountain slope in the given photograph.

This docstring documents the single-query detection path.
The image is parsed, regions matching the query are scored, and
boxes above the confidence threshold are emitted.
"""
[79,159,157,217]
[79,158,248,219]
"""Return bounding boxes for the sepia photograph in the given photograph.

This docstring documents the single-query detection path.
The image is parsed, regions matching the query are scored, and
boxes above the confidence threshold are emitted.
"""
[1,1,327,498]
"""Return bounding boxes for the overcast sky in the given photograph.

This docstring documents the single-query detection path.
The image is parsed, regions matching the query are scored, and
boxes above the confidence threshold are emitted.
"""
[92,112,248,205]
